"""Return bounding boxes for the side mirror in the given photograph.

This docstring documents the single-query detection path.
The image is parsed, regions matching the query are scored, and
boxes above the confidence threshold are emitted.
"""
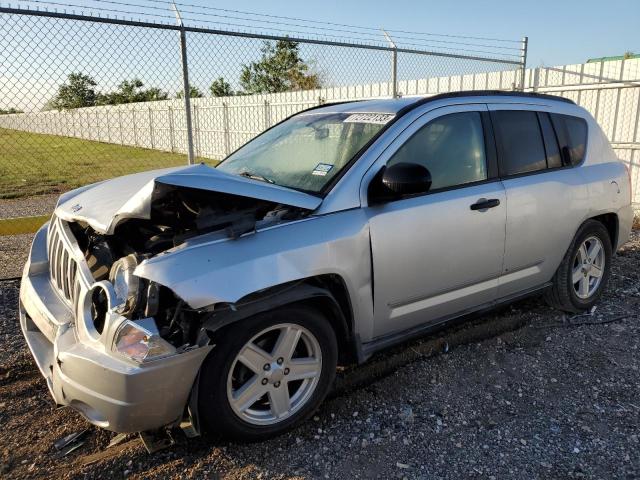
[381,162,432,197]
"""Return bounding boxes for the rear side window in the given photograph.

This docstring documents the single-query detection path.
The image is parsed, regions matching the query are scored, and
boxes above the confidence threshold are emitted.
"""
[492,110,547,176]
[538,112,562,169]
[550,114,588,166]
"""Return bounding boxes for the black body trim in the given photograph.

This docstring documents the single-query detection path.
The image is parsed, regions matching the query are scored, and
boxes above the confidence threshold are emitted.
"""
[359,282,551,362]
[200,283,349,341]
[481,110,499,179]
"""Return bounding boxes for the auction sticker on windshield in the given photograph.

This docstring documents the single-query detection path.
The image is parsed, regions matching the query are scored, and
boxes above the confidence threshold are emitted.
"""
[343,113,395,125]
[312,163,334,176]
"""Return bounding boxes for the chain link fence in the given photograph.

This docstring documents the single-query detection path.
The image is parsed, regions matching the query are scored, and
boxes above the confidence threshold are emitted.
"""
[1,5,527,276]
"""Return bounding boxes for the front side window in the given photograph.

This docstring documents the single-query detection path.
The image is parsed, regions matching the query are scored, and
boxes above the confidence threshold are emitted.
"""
[217,111,389,193]
[492,110,547,176]
[387,112,487,191]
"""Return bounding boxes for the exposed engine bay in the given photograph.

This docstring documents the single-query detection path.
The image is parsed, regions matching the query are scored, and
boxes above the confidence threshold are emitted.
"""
[68,184,309,349]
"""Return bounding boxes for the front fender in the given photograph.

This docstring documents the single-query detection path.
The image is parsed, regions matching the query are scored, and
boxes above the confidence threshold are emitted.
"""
[134,208,374,340]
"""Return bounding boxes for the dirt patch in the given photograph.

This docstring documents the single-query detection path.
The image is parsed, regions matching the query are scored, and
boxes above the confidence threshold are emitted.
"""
[1,232,639,479]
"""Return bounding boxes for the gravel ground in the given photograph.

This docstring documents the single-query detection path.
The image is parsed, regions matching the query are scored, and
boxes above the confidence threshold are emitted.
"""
[0,233,34,279]
[1,231,639,480]
[0,194,58,220]
[0,194,58,279]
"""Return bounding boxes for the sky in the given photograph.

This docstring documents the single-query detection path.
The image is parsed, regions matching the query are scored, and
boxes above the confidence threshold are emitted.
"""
[1,0,638,111]
[192,0,639,67]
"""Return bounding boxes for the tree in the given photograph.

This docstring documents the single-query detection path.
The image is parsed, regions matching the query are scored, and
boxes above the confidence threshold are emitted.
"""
[176,86,204,99]
[0,107,23,115]
[239,39,321,94]
[49,73,98,110]
[210,77,234,97]
[98,79,168,105]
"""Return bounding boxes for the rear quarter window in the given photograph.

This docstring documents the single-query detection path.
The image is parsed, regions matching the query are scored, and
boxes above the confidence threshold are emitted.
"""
[550,113,588,166]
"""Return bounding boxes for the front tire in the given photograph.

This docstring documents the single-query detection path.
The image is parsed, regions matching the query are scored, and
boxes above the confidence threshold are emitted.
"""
[545,219,612,313]
[197,305,337,442]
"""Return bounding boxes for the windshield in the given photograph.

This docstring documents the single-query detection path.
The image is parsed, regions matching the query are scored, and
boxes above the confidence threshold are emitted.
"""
[216,111,392,193]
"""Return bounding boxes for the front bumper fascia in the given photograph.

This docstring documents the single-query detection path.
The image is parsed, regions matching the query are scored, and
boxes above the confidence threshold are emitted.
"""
[19,223,212,433]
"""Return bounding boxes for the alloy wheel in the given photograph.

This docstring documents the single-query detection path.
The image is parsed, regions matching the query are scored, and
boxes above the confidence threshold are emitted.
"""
[226,323,323,425]
[572,235,605,299]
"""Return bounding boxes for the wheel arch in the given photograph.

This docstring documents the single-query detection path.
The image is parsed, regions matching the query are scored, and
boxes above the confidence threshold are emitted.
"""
[200,274,358,365]
[588,212,618,249]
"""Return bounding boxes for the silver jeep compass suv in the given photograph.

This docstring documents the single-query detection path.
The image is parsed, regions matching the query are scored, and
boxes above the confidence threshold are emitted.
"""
[19,91,633,441]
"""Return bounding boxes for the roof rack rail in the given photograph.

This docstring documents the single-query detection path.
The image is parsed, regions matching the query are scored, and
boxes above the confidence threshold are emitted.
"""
[422,90,576,104]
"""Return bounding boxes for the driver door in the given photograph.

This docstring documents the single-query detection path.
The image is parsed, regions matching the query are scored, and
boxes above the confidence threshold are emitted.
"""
[366,104,506,338]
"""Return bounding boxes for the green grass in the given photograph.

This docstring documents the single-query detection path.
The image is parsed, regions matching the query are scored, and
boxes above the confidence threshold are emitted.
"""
[0,215,49,235]
[0,128,216,199]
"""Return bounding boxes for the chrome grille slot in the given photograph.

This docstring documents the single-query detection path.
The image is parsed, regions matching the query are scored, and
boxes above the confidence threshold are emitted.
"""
[48,218,81,306]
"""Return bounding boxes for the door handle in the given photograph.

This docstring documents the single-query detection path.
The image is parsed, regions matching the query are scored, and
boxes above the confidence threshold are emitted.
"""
[470,198,500,211]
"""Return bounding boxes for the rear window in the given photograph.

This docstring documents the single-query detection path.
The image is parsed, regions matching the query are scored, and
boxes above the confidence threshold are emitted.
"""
[492,110,547,176]
[550,114,588,166]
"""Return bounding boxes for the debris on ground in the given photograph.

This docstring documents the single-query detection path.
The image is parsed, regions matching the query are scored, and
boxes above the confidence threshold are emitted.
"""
[139,429,175,454]
[52,429,90,458]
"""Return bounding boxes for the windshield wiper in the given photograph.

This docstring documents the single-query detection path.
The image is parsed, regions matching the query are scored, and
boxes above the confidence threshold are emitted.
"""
[238,171,275,184]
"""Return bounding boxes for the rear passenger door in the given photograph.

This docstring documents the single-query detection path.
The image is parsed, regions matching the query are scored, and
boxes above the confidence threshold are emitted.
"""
[488,104,589,298]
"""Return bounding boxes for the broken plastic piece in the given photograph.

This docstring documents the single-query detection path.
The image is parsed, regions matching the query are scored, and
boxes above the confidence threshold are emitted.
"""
[107,432,129,448]
[53,429,90,457]
[139,429,175,454]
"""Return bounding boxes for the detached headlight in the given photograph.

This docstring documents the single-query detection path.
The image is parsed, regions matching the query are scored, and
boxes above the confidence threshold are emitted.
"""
[113,320,176,363]
[109,254,142,311]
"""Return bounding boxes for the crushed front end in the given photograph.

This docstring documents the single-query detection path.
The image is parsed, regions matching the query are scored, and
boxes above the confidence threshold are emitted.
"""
[19,215,212,433]
[18,166,317,433]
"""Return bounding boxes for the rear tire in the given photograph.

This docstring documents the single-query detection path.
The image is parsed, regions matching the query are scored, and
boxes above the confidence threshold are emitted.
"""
[544,219,612,313]
[197,305,337,442]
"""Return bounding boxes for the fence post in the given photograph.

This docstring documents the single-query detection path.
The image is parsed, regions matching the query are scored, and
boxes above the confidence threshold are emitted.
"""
[222,101,230,156]
[193,104,199,157]
[172,3,195,164]
[382,30,398,98]
[168,105,175,152]
[633,89,640,144]
[391,48,398,98]
[519,36,528,91]
[598,60,605,83]
[531,67,540,92]
[611,88,622,143]
[263,99,270,130]
[179,28,195,164]
[118,108,124,145]
[133,110,138,146]
[106,108,111,143]
[148,105,154,149]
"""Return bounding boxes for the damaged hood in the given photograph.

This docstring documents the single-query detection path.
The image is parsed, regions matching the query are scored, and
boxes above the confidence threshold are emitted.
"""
[55,164,322,234]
